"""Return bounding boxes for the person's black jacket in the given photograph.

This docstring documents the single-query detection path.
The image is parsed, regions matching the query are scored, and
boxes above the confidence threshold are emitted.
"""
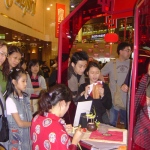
[76,80,112,123]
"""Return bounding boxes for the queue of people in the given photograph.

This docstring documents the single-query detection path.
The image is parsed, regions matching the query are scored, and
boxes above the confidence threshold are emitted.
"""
[0,40,149,150]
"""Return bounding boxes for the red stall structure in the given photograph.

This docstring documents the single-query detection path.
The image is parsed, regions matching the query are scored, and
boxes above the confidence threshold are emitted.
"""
[58,0,150,149]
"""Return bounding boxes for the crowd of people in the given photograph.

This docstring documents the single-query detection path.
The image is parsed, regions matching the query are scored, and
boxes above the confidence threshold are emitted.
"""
[0,40,149,150]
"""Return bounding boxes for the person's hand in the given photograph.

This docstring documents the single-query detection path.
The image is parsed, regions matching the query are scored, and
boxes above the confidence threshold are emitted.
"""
[72,127,84,145]
[99,87,104,98]
[146,96,150,106]
[65,124,73,134]
[121,84,129,92]
[84,85,90,98]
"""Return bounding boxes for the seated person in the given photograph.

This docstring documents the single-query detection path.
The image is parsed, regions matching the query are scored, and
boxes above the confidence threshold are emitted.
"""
[77,61,112,124]
[31,84,83,150]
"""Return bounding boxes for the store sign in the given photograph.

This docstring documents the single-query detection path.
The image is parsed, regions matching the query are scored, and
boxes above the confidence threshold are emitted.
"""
[91,34,105,39]
[4,0,36,15]
[55,3,65,38]
[0,34,5,39]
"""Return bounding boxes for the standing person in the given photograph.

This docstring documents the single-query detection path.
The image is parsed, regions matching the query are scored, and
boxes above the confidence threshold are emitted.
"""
[133,61,150,150]
[31,84,83,150]
[66,51,88,124]
[28,59,47,114]
[77,61,112,124]
[20,59,42,97]
[5,68,32,150]
[1,45,21,94]
[0,41,8,149]
[101,42,132,128]
[68,51,89,101]
[41,61,50,84]
[0,41,7,94]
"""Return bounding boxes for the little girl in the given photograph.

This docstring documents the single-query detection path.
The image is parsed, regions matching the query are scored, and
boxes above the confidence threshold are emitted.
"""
[77,61,112,124]
[28,59,47,114]
[5,68,32,150]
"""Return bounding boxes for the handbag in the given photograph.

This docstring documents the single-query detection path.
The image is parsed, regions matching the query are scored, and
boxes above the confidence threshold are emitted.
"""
[113,60,125,109]
[114,84,125,109]
[0,98,9,142]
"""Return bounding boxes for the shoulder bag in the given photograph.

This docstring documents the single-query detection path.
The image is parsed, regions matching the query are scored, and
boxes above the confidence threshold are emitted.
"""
[0,98,9,142]
[113,60,125,109]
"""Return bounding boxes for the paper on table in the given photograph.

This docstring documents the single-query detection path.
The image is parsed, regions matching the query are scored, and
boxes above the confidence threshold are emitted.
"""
[89,130,123,142]
[81,128,127,145]
[73,101,92,127]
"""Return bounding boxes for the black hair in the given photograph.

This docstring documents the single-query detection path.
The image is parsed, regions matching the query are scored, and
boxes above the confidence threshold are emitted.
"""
[5,68,27,100]
[70,51,89,65]
[20,59,27,67]
[85,61,100,76]
[117,42,131,55]
[0,40,7,80]
[2,46,22,80]
[28,59,42,77]
[38,84,72,116]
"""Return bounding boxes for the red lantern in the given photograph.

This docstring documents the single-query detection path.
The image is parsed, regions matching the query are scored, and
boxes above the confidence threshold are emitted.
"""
[104,33,118,43]
[105,52,110,57]
[93,53,99,58]
[99,48,104,52]
[88,48,93,53]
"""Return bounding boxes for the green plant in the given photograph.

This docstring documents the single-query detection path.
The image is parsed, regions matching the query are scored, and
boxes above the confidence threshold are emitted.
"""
[86,107,100,127]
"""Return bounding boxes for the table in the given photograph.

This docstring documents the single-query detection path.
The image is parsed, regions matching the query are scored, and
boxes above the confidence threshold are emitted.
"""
[73,124,127,150]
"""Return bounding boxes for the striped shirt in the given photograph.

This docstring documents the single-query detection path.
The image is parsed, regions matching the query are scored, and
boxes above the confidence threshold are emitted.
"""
[30,75,39,99]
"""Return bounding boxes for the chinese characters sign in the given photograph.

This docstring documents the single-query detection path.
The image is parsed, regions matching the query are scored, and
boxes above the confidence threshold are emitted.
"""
[55,3,65,38]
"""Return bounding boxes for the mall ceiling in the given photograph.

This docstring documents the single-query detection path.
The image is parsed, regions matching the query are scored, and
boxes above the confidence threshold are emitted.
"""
[70,0,82,11]
[0,0,82,46]
[0,25,50,48]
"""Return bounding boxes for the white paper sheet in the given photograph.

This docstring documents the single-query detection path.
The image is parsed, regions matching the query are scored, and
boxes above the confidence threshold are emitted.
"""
[73,101,92,127]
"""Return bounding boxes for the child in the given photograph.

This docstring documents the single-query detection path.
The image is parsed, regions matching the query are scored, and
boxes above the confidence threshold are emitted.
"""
[5,68,32,150]
[77,61,112,124]
[28,59,47,114]
[31,84,83,150]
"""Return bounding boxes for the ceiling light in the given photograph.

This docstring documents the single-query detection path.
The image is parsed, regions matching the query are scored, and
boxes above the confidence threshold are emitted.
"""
[50,4,53,6]
[6,33,9,34]
[47,7,50,10]
[71,5,75,8]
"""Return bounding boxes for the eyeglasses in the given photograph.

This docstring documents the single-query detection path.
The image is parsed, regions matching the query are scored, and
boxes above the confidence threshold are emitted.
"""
[0,51,7,57]
[123,49,132,53]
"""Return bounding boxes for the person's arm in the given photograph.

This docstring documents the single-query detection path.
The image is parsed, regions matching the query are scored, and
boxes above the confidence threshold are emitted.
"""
[101,83,112,110]
[121,69,131,92]
[6,97,31,128]
[75,83,87,102]
[39,76,47,90]
[12,113,31,128]
[101,62,111,76]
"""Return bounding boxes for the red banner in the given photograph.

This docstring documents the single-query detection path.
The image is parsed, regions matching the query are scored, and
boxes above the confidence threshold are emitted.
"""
[55,3,65,38]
